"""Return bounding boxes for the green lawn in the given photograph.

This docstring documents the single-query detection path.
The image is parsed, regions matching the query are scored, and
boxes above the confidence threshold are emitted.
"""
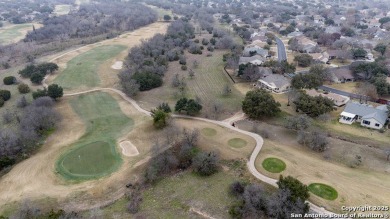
[201,128,217,137]
[228,138,247,148]
[261,157,286,173]
[56,92,134,180]
[0,23,33,44]
[53,45,126,90]
[308,183,338,201]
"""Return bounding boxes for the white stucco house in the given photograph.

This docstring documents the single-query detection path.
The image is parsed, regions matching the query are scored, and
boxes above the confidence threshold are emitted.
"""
[339,102,389,130]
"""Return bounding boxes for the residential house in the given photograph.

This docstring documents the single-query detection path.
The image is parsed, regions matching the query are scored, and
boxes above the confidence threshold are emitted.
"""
[328,50,352,60]
[239,55,266,66]
[292,36,319,53]
[310,52,329,64]
[306,89,350,107]
[339,102,389,129]
[243,45,269,57]
[256,74,291,93]
[330,67,355,83]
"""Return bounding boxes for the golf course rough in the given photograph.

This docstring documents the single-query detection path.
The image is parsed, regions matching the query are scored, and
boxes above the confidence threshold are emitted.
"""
[262,157,286,173]
[56,92,134,181]
[308,183,338,200]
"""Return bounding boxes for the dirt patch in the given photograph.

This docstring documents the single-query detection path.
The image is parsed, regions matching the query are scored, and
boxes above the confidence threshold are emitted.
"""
[119,141,139,157]
[111,61,123,70]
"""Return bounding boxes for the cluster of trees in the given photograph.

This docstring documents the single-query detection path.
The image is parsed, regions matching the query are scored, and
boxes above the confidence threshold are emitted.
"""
[151,103,172,129]
[0,90,11,107]
[119,19,195,96]
[351,61,390,96]
[32,84,64,100]
[242,89,281,120]
[263,60,296,74]
[0,0,53,24]
[291,65,329,89]
[126,128,219,213]
[0,2,158,69]
[25,3,157,43]
[293,92,335,117]
[18,62,58,84]
[229,175,310,218]
[0,97,61,171]
[175,98,202,116]
[293,54,313,67]
[285,115,329,152]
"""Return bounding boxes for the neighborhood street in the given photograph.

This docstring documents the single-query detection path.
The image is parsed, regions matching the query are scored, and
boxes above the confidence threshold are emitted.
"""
[319,85,373,101]
[275,37,287,62]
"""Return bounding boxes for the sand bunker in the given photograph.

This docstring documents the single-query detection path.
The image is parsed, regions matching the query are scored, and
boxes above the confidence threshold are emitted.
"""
[111,61,123,70]
[119,141,139,157]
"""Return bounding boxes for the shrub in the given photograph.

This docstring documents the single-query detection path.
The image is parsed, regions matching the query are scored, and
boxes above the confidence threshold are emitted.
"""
[0,98,4,107]
[30,72,45,84]
[32,88,48,99]
[16,96,28,108]
[132,72,163,91]
[194,39,200,43]
[192,151,219,176]
[242,89,281,119]
[0,90,11,101]
[179,56,187,65]
[18,83,30,94]
[181,65,188,71]
[47,84,63,100]
[3,76,16,85]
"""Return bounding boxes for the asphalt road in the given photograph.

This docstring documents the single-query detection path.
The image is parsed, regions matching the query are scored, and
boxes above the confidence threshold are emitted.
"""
[319,85,374,101]
[275,37,287,62]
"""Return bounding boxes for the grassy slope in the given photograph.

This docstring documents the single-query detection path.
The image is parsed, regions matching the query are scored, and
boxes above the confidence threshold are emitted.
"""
[56,92,134,180]
[96,171,242,219]
[53,45,126,90]
[137,50,243,119]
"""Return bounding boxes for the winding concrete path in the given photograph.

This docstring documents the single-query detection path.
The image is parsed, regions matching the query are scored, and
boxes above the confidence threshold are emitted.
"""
[63,87,338,217]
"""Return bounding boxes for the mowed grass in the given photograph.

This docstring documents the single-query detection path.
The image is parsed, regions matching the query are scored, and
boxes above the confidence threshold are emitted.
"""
[53,45,126,90]
[201,128,217,137]
[56,92,134,180]
[60,141,118,176]
[308,183,338,201]
[262,157,286,173]
[0,23,34,44]
[228,138,247,148]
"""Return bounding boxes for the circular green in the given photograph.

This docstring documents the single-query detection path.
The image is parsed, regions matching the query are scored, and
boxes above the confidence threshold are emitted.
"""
[308,183,338,200]
[262,157,286,173]
[201,128,217,137]
[228,138,247,148]
[57,141,121,180]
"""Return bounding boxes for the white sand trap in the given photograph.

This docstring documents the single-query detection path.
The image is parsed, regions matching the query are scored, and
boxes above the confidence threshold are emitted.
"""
[111,61,123,70]
[119,141,139,157]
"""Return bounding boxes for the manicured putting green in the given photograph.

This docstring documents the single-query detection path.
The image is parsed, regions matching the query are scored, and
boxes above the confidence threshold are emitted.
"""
[60,141,118,176]
[56,92,134,180]
[201,128,217,137]
[228,138,247,148]
[262,157,286,173]
[308,183,338,200]
[54,45,126,90]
